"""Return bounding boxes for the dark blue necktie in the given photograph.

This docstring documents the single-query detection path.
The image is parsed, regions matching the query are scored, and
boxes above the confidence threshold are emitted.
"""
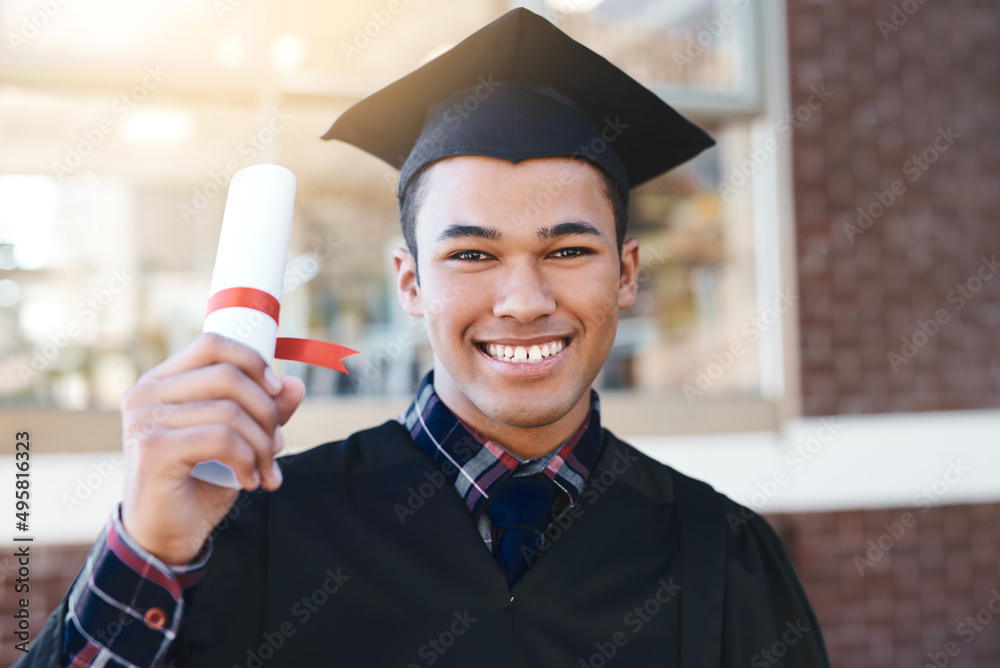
[486,475,558,588]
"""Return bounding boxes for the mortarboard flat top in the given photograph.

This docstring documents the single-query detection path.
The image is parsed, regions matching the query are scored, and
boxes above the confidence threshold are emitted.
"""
[322,7,714,195]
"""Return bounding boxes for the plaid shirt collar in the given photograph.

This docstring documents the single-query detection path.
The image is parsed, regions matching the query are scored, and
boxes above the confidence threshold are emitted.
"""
[397,370,604,519]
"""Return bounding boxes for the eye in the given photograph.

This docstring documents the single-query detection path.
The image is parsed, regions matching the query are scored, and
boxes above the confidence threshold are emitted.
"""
[549,247,593,258]
[449,250,494,262]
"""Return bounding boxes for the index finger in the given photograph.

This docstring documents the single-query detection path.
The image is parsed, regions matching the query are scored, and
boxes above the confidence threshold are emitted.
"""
[141,332,283,396]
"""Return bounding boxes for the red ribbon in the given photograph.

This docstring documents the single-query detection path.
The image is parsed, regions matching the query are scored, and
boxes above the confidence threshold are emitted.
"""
[207,287,357,374]
[208,287,281,325]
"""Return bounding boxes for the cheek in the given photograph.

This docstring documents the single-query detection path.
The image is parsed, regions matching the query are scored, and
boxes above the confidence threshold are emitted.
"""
[591,297,621,340]
[563,274,620,334]
[421,274,487,336]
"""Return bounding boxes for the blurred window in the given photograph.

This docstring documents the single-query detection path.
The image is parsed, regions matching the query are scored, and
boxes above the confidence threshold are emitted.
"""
[0,0,777,412]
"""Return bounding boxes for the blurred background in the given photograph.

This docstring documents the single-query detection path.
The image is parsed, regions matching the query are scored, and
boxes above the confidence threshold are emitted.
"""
[0,0,997,666]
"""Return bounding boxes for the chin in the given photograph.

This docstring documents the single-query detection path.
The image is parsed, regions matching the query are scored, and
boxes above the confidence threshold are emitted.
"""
[475,392,577,429]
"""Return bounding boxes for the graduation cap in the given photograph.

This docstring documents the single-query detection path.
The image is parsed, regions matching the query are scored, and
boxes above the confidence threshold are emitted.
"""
[322,7,714,196]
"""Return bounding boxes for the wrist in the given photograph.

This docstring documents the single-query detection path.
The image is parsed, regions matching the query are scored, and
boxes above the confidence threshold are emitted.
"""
[119,506,210,566]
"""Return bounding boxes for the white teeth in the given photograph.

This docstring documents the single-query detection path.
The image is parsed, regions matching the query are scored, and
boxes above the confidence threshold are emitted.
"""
[482,339,567,363]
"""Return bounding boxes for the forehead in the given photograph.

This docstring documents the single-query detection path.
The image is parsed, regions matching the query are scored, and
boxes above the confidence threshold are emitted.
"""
[415,155,614,239]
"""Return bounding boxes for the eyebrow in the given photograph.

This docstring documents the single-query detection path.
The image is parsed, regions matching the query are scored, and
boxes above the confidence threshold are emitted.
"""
[435,221,604,244]
[436,224,502,243]
[536,221,603,241]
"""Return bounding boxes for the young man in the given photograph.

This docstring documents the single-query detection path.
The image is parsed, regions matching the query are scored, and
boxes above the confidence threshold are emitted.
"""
[19,8,830,667]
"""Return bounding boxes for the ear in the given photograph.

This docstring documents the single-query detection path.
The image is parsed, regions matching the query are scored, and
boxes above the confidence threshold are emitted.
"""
[392,247,423,317]
[618,237,640,309]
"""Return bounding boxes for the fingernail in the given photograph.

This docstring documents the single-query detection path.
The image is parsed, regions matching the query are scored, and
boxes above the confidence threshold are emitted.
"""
[263,367,282,395]
[251,470,261,488]
[273,427,284,454]
[270,460,283,488]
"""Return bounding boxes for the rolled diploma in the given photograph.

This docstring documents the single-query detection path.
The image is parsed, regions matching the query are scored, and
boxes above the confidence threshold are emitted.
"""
[194,164,296,487]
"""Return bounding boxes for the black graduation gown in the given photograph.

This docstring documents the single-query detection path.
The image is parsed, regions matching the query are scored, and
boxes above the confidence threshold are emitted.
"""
[18,421,830,667]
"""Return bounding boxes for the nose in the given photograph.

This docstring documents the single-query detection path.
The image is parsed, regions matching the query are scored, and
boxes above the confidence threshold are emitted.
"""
[492,260,556,323]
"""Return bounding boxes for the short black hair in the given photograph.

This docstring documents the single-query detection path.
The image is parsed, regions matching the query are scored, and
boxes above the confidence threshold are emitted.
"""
[398,159,629,284]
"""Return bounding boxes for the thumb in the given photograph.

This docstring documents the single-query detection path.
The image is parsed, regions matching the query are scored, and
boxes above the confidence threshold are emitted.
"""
[276,375,306,425]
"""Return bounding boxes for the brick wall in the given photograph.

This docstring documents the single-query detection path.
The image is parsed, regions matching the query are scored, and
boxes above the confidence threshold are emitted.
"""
[780,2,1000,666]
[770,502,1000,668]
[0,544,90,668]
[788,0,1000,415]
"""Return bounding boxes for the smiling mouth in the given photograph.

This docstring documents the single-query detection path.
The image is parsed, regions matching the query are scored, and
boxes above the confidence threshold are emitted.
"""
[476,338,570,364]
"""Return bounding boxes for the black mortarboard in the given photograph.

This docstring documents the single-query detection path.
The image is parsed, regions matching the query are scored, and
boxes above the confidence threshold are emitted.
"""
[322,7,714,197]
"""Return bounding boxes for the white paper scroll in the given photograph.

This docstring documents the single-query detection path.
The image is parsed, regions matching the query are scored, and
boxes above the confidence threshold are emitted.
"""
[195,164,296,487]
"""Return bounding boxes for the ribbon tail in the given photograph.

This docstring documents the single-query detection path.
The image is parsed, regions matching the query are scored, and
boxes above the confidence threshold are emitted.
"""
[274,338,358,374]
